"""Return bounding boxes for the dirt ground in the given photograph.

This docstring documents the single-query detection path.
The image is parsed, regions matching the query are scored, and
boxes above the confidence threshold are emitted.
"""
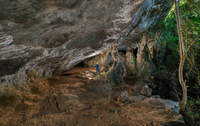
[0,67,185,126]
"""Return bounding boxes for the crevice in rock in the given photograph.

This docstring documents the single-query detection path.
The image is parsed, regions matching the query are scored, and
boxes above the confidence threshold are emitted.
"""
[54,98,60,111]
[61,73,73,76]
[118,50,126,55]
[74,61,85,67]
[133,47,138,57]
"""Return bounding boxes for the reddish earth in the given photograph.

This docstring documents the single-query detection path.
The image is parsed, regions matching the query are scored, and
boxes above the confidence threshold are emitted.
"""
[0,67,185,126]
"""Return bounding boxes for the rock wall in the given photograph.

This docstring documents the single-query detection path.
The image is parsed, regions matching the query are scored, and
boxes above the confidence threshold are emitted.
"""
[136,34,156,78]
[0,0,172,87]
[126,47,136,75]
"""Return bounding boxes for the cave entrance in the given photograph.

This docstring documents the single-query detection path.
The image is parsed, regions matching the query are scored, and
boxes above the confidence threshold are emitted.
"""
[118,50,126,55]
[73,56,94,68]
[133,47,138,57]
[74,61,85,67]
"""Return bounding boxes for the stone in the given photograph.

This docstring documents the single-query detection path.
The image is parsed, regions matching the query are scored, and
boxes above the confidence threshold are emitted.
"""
[117,91,129,103]
[106,48,126,84]
[144,97,180,114]
[136,34,156,79]
[56,93,85,113]
[157,98,179,113]
[148,82,157,89]
[128,96,143,103]
[140,84,152,97]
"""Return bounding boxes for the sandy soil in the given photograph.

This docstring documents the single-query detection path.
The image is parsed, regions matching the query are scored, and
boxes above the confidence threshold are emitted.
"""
[0,67,185,126]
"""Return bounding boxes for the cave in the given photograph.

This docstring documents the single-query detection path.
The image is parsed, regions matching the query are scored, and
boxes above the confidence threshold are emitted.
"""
[133,47,138,57]
[118,50,126,55]
[0,0,191,125]
[74,61,85,67]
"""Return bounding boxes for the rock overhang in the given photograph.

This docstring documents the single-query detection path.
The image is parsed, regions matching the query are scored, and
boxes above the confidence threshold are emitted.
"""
[0,0,172,87]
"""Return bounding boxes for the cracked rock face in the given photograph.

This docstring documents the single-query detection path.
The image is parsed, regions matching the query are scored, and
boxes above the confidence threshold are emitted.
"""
[0,0,171,87]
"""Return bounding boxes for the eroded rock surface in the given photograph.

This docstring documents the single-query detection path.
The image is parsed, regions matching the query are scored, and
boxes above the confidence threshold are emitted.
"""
[0,67,185,126]
[0,0,171,87]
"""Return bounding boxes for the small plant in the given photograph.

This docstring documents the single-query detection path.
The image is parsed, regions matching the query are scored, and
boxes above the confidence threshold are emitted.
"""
[113,76,120,85]
[110,108,116,112]
[192,84,199,89]
[102,71,106,76]
[185,100,200,122]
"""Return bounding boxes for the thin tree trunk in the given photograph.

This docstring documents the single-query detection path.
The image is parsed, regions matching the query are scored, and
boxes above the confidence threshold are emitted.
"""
[179,53,187,105]
[175,0,187,106]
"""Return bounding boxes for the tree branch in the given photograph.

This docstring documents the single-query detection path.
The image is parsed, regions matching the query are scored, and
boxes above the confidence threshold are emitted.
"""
[186,37,199,53]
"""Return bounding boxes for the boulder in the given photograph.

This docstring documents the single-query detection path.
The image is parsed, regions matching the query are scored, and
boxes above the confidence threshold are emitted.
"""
[56,93,85,113]
[140,84,152,96]
[144,97,180,114]
[128,95,145,103]
[117,91,129,103]
[157,98,179,113]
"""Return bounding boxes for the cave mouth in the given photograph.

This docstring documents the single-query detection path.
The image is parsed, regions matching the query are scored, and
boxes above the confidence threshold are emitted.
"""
[74,61,85,67]
[73,56,96,68]
[133,47,138,57]
[118,50,126,55]
[61,73,73,76]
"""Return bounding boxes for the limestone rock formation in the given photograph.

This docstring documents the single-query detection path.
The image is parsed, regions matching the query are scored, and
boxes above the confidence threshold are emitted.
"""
[136,34,156,79]
[0,0,172,87]
[146,32,167,65]
[106,44,126,84]
[140,84,153,96]
[125,47,136,75]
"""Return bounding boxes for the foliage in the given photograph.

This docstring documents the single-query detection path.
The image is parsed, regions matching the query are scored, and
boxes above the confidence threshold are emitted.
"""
[113,76,120,85]
[155,0,200,69]
[155,0,200,84]
[185,100,200,122]
[154,0,200,123]
[102,71,106,76]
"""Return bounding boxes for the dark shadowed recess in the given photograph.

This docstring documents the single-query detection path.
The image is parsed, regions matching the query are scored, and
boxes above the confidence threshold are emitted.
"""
[134,47,138,57]
[118,50,126,55]
[0,50,43,77]
[75,61,85,67]
[118,47,138,57]
[0,57,31,77]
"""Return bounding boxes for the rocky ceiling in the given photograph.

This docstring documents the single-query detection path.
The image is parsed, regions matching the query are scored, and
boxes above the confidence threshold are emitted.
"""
[0,0,171,87]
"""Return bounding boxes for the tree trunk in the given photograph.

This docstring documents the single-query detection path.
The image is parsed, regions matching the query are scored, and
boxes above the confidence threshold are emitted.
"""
[175,0,187,106]
[179,53,187,105]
